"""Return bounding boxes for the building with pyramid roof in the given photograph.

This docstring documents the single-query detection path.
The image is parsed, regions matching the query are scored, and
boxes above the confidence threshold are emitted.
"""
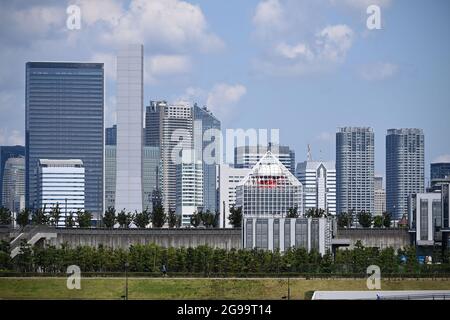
[236,151,333,254]
[236,151,303,217]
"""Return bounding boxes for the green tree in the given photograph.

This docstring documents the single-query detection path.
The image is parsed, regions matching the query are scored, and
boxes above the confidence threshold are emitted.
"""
[201,210,215,228]
[15,241,33,272]
[228,206,242,228]
[190,211,201,228]
[65,212,75,228]
[49,204,61,226]
[167,208,177,228]
[373,215,384,228]
[117,209,134,228]
[286,207,299,218]
[305,208,328,218]
[31,205,49,225]
[76,210,93,228]
[134,209,151,228]
[176,215,182,228]
[102,206,116,228]
[357,210,372,228]
[382,211,392,228]
[0,207,12,225]
[337,212,351,228]
[152,205,166,228]
[0,240,12,270]
[16,208,31,229]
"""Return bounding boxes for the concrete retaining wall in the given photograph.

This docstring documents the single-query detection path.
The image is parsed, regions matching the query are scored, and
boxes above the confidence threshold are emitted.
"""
[47,228,242,250]
[335,228,411,251]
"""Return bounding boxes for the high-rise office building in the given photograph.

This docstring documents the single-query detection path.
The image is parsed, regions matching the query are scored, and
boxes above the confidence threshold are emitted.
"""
[115,44,144,213]
[218,164,251,228]
[105,145,116,209]
[105,125,117,146]
[25,62,104,219]
[296,160,336,215]
[2,156,25,213]
[176,151,203,226]
[236,151,303,217]
[431,163,450,180]
[408,192,441,246]
[386,128,425,220]
[336,127,374,215]
[193,104,221,213]
[104,145,160,211]
[234,144,296,174]
[160,103,193,211]
[374,176,386,216]
[145,100,165,147]
[0,145,25,206]
[143,146,160,211]
[38,159,85,226]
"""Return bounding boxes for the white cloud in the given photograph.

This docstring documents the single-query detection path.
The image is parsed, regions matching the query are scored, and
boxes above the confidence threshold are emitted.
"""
[256,24,354,76]
[207,83,247,119]
[433,154,450,163]
[0,128,24,146]
[358,62,398,81]
[75,0,123,26]
[330,0,392,10]
[253,0,286,38]
[275,42,314,60]
[316,24,354,63]
[147,55,191,77]
[252,0,355,76]
[176,83,247,120]
[96,0,224,53]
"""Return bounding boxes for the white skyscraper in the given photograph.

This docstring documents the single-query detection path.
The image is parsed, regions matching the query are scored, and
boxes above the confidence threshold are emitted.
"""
[218,164,251,228]
[115,44,144,212]
[176,151,203,226]
[160,103,193,211]
[296,160,336,215]
[374,176,386,216]
[38,159,85,225]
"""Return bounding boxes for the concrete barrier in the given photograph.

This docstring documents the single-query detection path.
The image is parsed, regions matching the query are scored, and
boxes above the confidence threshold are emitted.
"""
[334,228,410,250]
[46,227,242,250]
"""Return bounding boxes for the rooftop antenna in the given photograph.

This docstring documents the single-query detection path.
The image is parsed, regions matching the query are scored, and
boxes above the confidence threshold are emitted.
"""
[307,144,312,161]
[319,149,323,162]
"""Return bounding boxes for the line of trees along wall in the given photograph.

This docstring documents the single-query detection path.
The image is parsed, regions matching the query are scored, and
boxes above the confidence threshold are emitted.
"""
[1,241,449,275]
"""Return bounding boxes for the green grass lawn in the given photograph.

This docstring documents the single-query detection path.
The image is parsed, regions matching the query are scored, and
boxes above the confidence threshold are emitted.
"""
[1,278,449,300]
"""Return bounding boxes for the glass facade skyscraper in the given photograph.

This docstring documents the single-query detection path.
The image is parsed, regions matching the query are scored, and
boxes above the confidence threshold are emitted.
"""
[193,104,221,213]
[25,62,104,219]
[336,127,374,215]
[431,163,450,180]
[105,125,117,146]
[386,128,424,220]
[0,145,25,206]
[145,100,165,147]
[2,156,25,213]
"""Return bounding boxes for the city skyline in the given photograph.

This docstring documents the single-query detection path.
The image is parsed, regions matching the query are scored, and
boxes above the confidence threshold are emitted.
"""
[0,1,449,184]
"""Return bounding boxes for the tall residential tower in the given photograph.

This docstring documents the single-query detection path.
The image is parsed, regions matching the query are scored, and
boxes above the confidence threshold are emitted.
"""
[386,128,425,220]
[336,127,374,215]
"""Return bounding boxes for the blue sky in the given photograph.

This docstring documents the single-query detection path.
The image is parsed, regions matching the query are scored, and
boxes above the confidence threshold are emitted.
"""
[0,0,449,184]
